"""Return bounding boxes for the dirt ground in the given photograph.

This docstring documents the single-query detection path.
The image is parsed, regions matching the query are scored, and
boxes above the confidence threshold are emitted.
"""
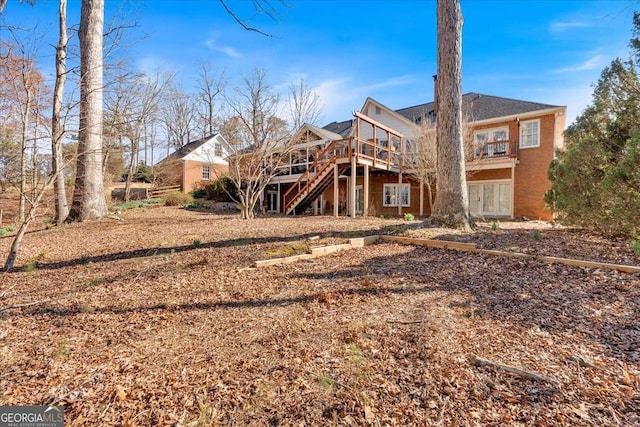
[0,204,639,426]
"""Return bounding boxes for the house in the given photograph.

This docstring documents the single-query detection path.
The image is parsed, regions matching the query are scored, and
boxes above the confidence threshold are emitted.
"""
[266,93,566,220]
[156,134,229,192]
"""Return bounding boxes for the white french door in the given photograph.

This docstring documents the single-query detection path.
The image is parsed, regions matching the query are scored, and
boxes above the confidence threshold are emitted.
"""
[467,181,511,217]
[267,191,279,213]
[355,185,363,214]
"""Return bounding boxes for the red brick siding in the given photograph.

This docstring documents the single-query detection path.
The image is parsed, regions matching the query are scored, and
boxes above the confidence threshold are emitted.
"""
[512,114,556,220]
[468,169,511,181]
[183,160,227,192]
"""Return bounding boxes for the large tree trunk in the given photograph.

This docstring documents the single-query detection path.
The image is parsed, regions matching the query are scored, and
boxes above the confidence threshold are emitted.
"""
[52,0,70,224]
[68,0,108,221]
[431,0,471,231]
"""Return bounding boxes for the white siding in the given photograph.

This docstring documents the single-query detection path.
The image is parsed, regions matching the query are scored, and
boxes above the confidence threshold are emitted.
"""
[183,135,229,165]
[355,103,417,142]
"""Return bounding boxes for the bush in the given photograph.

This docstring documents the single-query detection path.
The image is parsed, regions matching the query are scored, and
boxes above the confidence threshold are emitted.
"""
[403,213,415,221]
[191,187,207,199]
[199,176,238,202]
[162,191,194,207]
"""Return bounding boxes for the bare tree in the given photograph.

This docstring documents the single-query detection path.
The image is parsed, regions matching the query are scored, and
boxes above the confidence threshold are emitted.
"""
[222,69,294,219]
[407,108,476,215]
[431,0,471,230]
[68,0,108,221]
[0,36,49,222]
[162,83,198,152]
[51,0,70,224]
[288,78,322,130]
[105,70,166,200]
[196,62,225,137]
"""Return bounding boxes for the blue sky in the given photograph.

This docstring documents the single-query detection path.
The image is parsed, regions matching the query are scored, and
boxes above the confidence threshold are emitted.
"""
[1,0,637,128]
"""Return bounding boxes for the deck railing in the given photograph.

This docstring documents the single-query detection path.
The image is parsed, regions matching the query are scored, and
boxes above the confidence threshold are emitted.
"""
[470,140,518,160]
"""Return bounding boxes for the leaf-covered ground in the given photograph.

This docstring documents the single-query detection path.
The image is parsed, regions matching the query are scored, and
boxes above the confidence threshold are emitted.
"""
[1,206,639,426]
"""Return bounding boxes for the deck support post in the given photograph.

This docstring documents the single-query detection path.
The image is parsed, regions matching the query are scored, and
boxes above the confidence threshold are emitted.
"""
[398,171,403,217]
[350,156,357,218]
[320,194,325,215]
[419,178,424,217]
[511,162,516,219]
[333,163,339,217]
[363,164,369,217]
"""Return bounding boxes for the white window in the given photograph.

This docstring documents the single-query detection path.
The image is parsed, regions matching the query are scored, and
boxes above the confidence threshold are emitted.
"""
[202,165,211,180]
[520,119,540,148]
[383,183,410,207]
[473,127,508,144]
[474,127,509,156]
[214,142,223,157]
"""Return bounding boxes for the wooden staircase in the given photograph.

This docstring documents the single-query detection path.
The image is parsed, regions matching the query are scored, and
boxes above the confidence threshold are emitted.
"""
[283,140,348,215]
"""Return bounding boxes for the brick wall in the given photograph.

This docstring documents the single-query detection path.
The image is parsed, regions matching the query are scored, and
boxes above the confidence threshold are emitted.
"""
[513,113,557,220]
[183,160,227,192]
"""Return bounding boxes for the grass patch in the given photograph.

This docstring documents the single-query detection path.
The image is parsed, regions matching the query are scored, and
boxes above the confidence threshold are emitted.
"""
[224,238,253,247]
[186,200,214,211]
[0,226,15,237]
[316,375,336,390]
[630,239,640,256]
[112,198,163,212]
[163,191,193,207]
[264,242,309,257]
[23,251,46,272]
[532,230,542,241]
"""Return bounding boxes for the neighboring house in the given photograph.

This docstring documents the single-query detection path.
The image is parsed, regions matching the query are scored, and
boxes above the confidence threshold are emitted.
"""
[156,134,229,192]
[267,93,566,220]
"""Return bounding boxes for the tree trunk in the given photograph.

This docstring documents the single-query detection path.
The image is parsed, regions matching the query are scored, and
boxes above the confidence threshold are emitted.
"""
[4,177,53,271]
[431,0,471,231]
[68,0,108,221]
[18,93,30,223]
[51,0,70,224]
[124,138,138,202]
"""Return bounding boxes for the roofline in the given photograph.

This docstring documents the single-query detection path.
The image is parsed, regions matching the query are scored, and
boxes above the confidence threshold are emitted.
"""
[359,97,419,133]
[469,106,566,127]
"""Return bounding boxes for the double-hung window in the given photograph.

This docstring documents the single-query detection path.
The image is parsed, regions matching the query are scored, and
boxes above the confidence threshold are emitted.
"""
[214,142,223,157]
[383,183,410,207]
[202,165,211,180]
[519,119,540,148]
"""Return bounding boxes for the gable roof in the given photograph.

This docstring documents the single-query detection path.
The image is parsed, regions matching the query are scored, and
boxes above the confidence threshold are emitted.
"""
[158,134,225,164]
[320,93,563,139]
[396,93,563,124]
[322,119,353,137]
[297,123,344,142]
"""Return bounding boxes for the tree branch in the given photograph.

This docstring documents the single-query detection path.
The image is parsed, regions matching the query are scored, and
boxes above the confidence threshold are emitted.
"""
[219,0,273,37]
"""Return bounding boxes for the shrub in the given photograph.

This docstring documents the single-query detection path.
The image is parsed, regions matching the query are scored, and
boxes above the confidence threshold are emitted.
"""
[403,213,415,221]
[630,240,640,256]
[203,176,238,202]
[191,187,207,199]
[532,230,542,241]
[491,221,499,231]
[162,191,194,207]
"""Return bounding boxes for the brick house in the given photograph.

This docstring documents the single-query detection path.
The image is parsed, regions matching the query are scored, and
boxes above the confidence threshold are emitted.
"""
[156,134,229,192]
[267,93,566,220]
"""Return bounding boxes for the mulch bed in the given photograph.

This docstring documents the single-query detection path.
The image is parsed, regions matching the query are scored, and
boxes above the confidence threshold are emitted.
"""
[1,208,638,426]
